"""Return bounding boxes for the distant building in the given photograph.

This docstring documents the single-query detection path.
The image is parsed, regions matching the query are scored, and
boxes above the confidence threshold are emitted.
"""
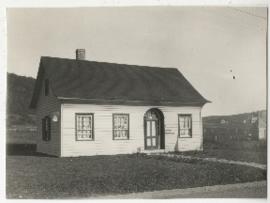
[258,110,267,140]
[251,116,258,124]
[220,119,227,124]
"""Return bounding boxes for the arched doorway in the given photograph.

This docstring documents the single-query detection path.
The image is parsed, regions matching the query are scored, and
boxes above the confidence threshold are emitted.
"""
[144,108,165,150]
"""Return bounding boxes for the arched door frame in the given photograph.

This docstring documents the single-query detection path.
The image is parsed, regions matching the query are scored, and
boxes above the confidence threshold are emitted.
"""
[144,108,165,150]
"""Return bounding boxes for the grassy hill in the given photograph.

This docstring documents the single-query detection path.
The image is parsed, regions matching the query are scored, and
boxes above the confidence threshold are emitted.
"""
[203,110,266,128]
[7,73,36,127]
[202,110,266,142]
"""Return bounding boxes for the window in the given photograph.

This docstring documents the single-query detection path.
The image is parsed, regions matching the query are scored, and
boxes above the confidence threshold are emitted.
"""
[42,116,51,141]
[178,114,192,138]
[113,114,129,140]
[45,79,49,96]
[76,113,94,141]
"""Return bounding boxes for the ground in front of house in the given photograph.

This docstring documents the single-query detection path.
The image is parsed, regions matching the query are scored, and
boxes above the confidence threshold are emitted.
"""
[6,128,267,199]
[7,149,266,199]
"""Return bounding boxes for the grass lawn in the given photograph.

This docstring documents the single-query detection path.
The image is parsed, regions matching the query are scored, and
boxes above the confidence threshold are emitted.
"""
[6,151,266,199]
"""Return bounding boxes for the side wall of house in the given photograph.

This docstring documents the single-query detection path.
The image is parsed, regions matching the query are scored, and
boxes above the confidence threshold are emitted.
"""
[61,104,203,157]
[36,78,61,156]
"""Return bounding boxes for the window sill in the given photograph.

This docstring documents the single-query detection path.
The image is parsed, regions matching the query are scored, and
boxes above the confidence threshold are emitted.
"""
[76,139,95,141]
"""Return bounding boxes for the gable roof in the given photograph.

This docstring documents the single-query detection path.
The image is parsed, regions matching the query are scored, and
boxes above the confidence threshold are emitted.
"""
[30,56,209,108]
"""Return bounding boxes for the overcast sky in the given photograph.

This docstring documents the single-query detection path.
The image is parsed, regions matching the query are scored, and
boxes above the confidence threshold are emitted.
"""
[7,7,267,116]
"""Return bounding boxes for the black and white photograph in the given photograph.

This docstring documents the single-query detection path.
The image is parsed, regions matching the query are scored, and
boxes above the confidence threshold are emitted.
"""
[2,0,268,200]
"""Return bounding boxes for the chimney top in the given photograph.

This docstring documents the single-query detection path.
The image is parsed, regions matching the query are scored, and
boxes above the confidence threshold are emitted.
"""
[76,49,85,60]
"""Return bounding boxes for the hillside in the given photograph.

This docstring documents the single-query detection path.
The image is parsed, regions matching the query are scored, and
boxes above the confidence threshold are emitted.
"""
[7,73,36,127]
[203,110,266,128]
[203,110,266,141]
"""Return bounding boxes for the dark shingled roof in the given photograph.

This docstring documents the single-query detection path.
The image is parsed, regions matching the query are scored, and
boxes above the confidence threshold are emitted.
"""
[30,56,209,108]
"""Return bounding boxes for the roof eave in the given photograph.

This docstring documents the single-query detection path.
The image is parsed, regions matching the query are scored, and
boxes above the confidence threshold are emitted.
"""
[29,58,46,109]
[58,97,207,107]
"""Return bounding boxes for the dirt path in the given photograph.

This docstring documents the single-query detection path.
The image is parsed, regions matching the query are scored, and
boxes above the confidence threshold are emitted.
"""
[152,153,267,170]
[97,181,266,198]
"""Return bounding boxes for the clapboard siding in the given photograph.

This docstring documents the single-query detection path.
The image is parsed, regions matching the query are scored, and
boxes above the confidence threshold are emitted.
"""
[61,103,202,157]
[36,76,61,156]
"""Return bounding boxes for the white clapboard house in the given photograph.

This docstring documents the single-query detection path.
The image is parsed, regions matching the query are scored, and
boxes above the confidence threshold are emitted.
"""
[30,49,209,157]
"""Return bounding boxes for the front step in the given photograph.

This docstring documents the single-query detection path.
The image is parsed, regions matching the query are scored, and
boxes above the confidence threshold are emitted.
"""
[142,149,166,155]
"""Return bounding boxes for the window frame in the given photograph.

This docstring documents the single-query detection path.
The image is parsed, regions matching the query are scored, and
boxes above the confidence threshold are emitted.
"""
[75,113,95,141]
[178,114,192,138]
[112,113,130,140]
[42,116,51,141]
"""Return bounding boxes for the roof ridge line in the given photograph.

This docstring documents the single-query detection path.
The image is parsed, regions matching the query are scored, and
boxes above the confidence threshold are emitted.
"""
[41,56,178,70]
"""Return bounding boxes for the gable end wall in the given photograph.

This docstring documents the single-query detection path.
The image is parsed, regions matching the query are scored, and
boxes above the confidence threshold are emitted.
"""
[35,76,61,156]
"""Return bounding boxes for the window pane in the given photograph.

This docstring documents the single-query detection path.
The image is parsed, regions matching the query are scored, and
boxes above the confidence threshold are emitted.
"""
[152,138,156,146]
[76,114,93,140]
[119,131,124,138]
[42,117,51,141]
[179,115,192,137]
[179,117,184,128]
[185,129,189,135]
[187,117,191,129]
[147,138,151,147]
[114,130,128,139]
[113,114,129,140]
[151,121,156,136]
[147,121,151,137]
[122,118,128,130]
[119,131,123,138]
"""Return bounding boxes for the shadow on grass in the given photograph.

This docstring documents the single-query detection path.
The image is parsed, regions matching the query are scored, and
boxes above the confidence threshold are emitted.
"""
[6,144,56,157]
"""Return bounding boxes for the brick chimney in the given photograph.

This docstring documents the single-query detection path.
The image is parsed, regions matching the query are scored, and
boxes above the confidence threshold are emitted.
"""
[76,49,85,60]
